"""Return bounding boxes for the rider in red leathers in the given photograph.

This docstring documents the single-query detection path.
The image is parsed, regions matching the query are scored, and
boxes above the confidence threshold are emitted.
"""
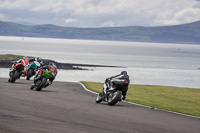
[15,56,29,76]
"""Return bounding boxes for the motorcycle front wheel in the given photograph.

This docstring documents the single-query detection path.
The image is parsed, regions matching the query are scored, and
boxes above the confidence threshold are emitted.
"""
[108,90,121,106]
[26,69,34,80]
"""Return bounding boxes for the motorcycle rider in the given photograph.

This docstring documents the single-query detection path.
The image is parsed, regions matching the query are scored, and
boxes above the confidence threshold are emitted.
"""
[29,56,44,68]
[30,62,58,89]
[102,71,130,100]
[15,56,29,74]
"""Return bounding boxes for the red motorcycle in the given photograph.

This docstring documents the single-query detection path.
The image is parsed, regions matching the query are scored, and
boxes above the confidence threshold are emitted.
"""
[8,58,29,83]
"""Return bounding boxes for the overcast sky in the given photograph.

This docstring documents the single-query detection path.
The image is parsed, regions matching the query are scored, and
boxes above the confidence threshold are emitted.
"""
[0,0,200,27]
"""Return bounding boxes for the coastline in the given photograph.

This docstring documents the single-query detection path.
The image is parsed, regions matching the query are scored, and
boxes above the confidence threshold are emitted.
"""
[0,54,123,70]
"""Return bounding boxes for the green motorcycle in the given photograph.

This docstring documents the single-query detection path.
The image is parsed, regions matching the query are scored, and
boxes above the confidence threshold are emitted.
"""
[31,69,54,91]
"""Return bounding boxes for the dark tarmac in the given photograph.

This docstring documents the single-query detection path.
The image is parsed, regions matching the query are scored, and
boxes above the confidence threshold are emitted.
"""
[0,78,199,133]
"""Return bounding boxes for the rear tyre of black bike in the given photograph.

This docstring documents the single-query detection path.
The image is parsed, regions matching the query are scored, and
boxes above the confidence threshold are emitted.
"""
[108,91,121,106]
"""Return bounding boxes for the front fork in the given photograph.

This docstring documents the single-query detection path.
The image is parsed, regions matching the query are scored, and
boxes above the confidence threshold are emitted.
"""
[103,82,115,101]
[33,70,40,86]
[9,64,15,77]
[103,81,114,94]
[34,70,40,79]
[103,83,107,95]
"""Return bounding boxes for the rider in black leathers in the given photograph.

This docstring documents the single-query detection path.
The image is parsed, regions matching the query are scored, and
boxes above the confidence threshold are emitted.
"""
[103,71,130,100]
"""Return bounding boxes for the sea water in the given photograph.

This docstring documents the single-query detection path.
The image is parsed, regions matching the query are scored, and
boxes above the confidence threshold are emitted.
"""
[0,36,200,88]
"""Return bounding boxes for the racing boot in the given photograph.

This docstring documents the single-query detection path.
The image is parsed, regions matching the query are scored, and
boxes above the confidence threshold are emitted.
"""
[101,89,108,102]
[121,95,126,100]
[30,83,34,90]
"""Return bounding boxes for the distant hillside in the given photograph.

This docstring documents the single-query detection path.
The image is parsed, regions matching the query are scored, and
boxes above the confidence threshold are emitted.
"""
[0,20,200,44]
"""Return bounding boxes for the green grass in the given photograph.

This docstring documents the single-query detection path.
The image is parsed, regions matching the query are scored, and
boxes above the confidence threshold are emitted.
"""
[0,54,32,60]
[81,81,200,117]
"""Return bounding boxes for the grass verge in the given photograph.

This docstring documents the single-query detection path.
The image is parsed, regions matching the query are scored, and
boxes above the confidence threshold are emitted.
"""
[0,54,33,60]
[81,81,200,117]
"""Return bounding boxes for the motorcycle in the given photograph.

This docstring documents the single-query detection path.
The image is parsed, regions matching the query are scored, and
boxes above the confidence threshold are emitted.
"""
[96,79,125,106]
[26,62,40,80]
[8,59,29,83]
[31,69,54,91]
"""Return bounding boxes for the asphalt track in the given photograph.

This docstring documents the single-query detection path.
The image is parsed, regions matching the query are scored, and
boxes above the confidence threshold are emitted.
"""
[0,78,199,133]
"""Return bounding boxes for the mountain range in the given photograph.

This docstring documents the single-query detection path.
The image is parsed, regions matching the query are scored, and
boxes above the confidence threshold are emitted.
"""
[0,20,200,44]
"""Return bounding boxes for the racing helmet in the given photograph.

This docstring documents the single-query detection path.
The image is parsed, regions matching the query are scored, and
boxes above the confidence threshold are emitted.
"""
[121,71,127,75]
[35,57,42,62]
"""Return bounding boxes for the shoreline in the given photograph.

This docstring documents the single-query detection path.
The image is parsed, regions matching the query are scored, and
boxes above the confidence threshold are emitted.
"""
[0,54,123,70]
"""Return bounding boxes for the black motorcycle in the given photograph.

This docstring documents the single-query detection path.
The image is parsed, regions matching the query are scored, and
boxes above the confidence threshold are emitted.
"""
[96,79,127,106]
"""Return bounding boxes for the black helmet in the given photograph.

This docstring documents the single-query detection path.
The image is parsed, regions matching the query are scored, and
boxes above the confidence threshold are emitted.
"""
[35,57,42,62]
[121,71,127,75]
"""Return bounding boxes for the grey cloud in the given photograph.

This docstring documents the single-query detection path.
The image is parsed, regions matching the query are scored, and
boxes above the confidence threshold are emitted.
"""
[0,0,200,27]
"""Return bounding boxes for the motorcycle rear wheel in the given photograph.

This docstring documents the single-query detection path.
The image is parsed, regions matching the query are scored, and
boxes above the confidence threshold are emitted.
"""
[35,78,47,91]
[26,69,34,80]
[10,71,20,83]
[108,91,121,106]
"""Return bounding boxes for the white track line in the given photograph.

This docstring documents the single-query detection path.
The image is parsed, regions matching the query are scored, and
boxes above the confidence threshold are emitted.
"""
[79,82,200,119]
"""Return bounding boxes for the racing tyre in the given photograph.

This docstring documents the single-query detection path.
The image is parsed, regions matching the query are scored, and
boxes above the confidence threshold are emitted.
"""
[35,78,47,91]
[108,91,121,106]
[10,71,20,83]
[26,69,34,80]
